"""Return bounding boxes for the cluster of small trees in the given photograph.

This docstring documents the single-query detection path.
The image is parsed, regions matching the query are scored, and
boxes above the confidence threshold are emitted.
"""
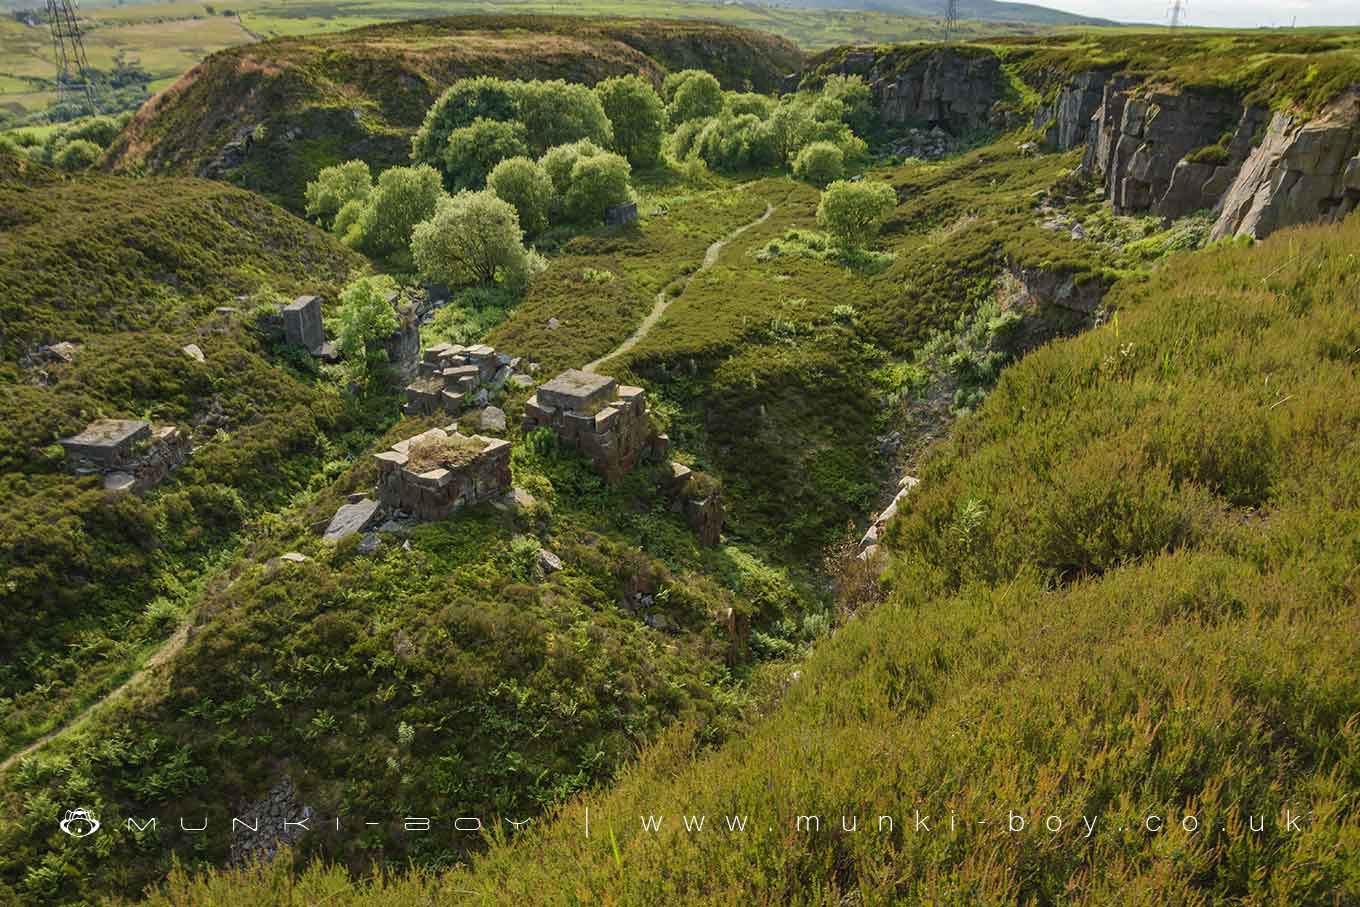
[665,72,873,185]
[305,159,547,294]
[0,112,132,171]
[407,75,648,236]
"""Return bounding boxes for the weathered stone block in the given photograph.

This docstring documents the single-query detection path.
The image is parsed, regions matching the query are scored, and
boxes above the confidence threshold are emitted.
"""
[324,497,383,543]
[283,295,325,353]
[606,201,638,226]
[538,369,617,414]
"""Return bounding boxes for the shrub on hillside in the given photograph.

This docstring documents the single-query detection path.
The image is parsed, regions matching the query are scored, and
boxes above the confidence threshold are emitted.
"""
[513,79,613,156]
[593,74,666,167]
[792,140,845,187]
[304,160,372,228]
[487,156,554,236]
[53,138,101,171]
[819,74,876,136]
[411,190,543,292]
[342,164,444,262]
[411,76,520,169]
[540,139,604,196]
[726,91,774,119]
[816,179,897,247]
[442,117,530,191]
[563,152,633,223]
[667,70,724,125]
[334,275,400,391]
[689,113,778,172]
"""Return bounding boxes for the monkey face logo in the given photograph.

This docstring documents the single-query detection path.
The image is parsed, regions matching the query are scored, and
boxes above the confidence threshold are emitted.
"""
[59,808,100,838]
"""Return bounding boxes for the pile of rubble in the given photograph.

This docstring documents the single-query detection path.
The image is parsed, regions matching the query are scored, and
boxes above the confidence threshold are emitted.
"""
[58,418,190,493]
[522,369,666,484]
[882,127,957,161]
[403,343,536,418]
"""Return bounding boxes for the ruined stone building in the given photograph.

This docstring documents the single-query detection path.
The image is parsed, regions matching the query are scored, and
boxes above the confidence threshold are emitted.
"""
[374,425,512,521]
[522,369,665,484]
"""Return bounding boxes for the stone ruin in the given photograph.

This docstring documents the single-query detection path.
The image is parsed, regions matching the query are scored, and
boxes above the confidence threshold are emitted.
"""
[522,369,666,484]
[606,201,639,226]
[403,343,535,418]
[667,461,725,546]
[374,425,512,522]
[58,418,190,493]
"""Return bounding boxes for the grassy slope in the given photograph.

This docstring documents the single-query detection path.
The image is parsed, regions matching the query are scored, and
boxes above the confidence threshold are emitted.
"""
[145,205,1360,907]
[104,15,804,210]
[0,155,379,771]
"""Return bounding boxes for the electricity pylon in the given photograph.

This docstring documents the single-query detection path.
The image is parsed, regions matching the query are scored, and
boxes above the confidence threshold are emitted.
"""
[46,0,100,116]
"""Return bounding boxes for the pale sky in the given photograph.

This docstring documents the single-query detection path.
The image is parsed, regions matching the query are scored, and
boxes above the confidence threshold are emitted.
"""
[1034,0,1360,28]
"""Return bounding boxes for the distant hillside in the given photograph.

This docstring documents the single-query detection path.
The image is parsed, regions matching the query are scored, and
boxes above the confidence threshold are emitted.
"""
[779,0,1115,26]
[105,15,804,210]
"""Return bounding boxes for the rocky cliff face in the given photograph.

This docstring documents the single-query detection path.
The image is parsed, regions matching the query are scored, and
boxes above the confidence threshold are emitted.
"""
[1210,94,1360,240]
[1081,87,1241,213]
[812,48,1009,132]
[1065,77,1360,240]
[1032,70,1110,152]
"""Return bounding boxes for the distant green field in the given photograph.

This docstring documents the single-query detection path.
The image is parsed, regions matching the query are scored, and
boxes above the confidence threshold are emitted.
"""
[0,0,1047,116]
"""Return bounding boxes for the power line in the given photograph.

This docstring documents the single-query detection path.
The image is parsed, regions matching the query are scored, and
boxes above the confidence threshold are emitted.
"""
[46,0,100,117]
[943,0,959,41]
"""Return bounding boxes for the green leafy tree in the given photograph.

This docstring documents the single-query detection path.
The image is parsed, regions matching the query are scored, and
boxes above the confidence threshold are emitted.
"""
[726,91,774,119]
[540,139,603,196]
[563,152,633,223]
[661,68,704,103]
[487,156,555,236]
[817,179,898,247]
[792,141,845,187]
[513,80,613,156]
[667,70,723,125]
[412,76,520,168]
[345,164,444,261]
[334,275,400,391]
[304,160,372,228]
[442,118,529,191]
[53,139,101,171]
[593,75,665,167]
[693,113,778,171]
[411,190,542,292]
[821,74,876,136]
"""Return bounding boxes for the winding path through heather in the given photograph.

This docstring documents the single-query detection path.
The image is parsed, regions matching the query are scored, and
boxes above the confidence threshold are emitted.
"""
[583,202,776,373]
[0,622,191,775]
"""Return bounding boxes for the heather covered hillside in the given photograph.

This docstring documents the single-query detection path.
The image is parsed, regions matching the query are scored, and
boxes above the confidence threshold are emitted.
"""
[104,15,803,210]
[141,189,1360,907]
[2,14,1359,907]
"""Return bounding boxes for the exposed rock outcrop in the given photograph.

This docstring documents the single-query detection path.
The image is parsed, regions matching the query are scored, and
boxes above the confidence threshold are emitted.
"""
[1210,94,1360,240]
[814,47,1008,132]
[1082,87,1240,214]
[1032,71,1111,152]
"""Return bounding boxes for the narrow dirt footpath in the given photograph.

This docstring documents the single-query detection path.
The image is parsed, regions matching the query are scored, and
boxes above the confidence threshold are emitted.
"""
[583,202,776,373]
[0,622,190,775]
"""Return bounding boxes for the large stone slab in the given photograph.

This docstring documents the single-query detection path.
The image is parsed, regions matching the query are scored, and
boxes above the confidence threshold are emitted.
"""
[324,497,383,543]
[59,419,150,466]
